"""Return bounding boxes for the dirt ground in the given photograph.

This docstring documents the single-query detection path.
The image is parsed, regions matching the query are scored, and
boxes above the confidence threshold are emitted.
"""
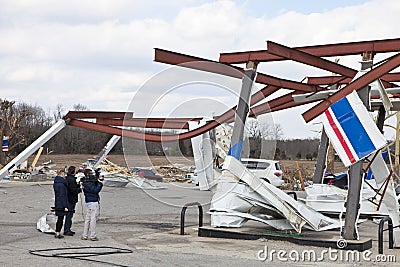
[30,154,192,169]
[28,154,347,188]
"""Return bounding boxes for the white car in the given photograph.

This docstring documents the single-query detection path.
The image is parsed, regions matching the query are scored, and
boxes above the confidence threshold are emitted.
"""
[240,158,285,187]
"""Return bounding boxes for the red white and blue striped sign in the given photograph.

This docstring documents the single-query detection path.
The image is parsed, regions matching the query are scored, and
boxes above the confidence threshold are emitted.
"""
[2,136,9,152]
[321,91,386,167]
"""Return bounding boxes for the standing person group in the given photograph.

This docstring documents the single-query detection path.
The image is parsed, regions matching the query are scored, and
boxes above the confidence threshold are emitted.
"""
[52,166,103,240]
[52,165,81,238]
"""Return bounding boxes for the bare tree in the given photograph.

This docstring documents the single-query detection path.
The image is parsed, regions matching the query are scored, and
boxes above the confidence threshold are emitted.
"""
[246,119,283,140]
[73,103,88,111]
[53,103,65,121]
[0,100,40,165]
[244,119,283,158]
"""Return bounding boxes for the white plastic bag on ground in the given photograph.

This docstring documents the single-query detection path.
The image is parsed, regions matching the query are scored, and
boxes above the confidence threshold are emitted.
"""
[36,213,56,233]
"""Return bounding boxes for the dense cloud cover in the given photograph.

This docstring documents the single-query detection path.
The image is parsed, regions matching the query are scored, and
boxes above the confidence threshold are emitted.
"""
[0,0,399,138]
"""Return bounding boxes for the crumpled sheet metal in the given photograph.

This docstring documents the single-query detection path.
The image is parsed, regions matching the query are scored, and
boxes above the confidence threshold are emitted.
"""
[210,156,341,233]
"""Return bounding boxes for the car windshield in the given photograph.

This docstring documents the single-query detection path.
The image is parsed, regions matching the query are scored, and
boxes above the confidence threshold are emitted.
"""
[241,161,270,170]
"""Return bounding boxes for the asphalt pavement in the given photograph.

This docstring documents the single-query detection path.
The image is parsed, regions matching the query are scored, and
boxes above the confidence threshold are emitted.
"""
[0,180,398,266]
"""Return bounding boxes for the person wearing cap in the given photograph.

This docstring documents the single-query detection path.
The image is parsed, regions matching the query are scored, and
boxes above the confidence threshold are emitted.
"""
[81,168,103,241]
[53,170,68,239]
[64,166,81,236]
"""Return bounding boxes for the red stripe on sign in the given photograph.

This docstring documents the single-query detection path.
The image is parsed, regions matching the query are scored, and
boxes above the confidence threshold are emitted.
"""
[325,109,356,164]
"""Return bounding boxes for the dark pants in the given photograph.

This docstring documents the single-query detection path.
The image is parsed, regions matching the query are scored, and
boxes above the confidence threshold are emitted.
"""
[55,216,64,232]
[64,202,76,233]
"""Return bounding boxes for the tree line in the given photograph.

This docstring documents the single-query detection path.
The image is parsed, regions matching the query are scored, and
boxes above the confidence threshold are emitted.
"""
[0,99,321,166]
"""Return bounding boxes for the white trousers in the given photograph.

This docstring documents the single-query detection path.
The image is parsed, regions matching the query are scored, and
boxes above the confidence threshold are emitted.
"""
[82,202,99,238]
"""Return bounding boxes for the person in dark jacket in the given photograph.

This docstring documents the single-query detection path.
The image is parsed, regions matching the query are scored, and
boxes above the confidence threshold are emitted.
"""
[64,166,81,236]
[81,168,103,241]
[53,170,68,239]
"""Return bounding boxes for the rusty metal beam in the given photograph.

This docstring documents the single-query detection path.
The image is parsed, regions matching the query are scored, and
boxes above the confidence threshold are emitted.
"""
[266,41,357,77]
[96,117,202,129]
[155,48,325,92]
[250,85,280,105]
[307,72,400,85]
[69,85,281,142]
[249,93,294,116]
[249,91,318,116]
[302,53,400,123]
[155,48,243,79]
[384,72,400,82]
[64,111,133,120]
[255,73,323,92]
[270,99,315,112]
[220,38,400,63]
[69,119,124,136]
[266,41,398,89]
[307,76,352,85]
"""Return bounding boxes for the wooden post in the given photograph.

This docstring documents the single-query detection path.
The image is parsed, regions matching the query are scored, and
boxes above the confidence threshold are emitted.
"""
[31,147,44,169]
[296,161,305,190]
[326,142,335,173]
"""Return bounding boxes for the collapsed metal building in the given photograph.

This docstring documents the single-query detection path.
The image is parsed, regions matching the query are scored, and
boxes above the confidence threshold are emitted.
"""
[2,37,400,249]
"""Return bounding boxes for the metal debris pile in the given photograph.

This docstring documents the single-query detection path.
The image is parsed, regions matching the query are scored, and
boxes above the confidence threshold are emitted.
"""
[7,160,57,181]
[97,158,131,176]
[155,164,195,182]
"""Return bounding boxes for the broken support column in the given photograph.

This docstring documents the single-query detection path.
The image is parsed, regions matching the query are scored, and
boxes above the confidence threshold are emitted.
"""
[313,129,329,184]
[228,61,258,159]
[210,61,258,226]
[343,53,372,240]
[343,161,363,239]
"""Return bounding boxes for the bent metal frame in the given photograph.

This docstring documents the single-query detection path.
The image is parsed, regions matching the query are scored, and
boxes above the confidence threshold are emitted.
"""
[4,38,400,242]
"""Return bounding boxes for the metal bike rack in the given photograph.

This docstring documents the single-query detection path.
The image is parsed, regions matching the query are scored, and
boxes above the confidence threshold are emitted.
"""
[378,216,394,254]
[180,202,203,235]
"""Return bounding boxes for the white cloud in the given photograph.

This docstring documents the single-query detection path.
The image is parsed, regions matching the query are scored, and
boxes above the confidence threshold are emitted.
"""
[0,0,399,139]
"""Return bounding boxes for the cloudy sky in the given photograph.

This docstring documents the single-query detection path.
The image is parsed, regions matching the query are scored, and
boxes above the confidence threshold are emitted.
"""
[1,0,399,139]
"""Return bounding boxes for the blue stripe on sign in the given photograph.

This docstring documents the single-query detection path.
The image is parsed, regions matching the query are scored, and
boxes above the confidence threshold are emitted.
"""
[330,97,376,159]
[228,141,243,160]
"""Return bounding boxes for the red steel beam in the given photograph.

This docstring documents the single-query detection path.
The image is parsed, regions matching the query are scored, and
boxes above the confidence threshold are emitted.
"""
[266,41,398,89]
[307,72,400,85]
[266,41,357,78]
[249,92,318,117]
[69,85,281,142]
[385,72,400,82]
[250,85,280,105]
[307,76,352,85]
[69,119,124,136]
[255,73,323,93]
[220,38,400,63]
[64,111,134,120]
[155,48,242,79]
[96,118,202,129]
[155,48,325,93]
[270,99,315,113]
[249,93,295,116]
[302,53,400,123]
